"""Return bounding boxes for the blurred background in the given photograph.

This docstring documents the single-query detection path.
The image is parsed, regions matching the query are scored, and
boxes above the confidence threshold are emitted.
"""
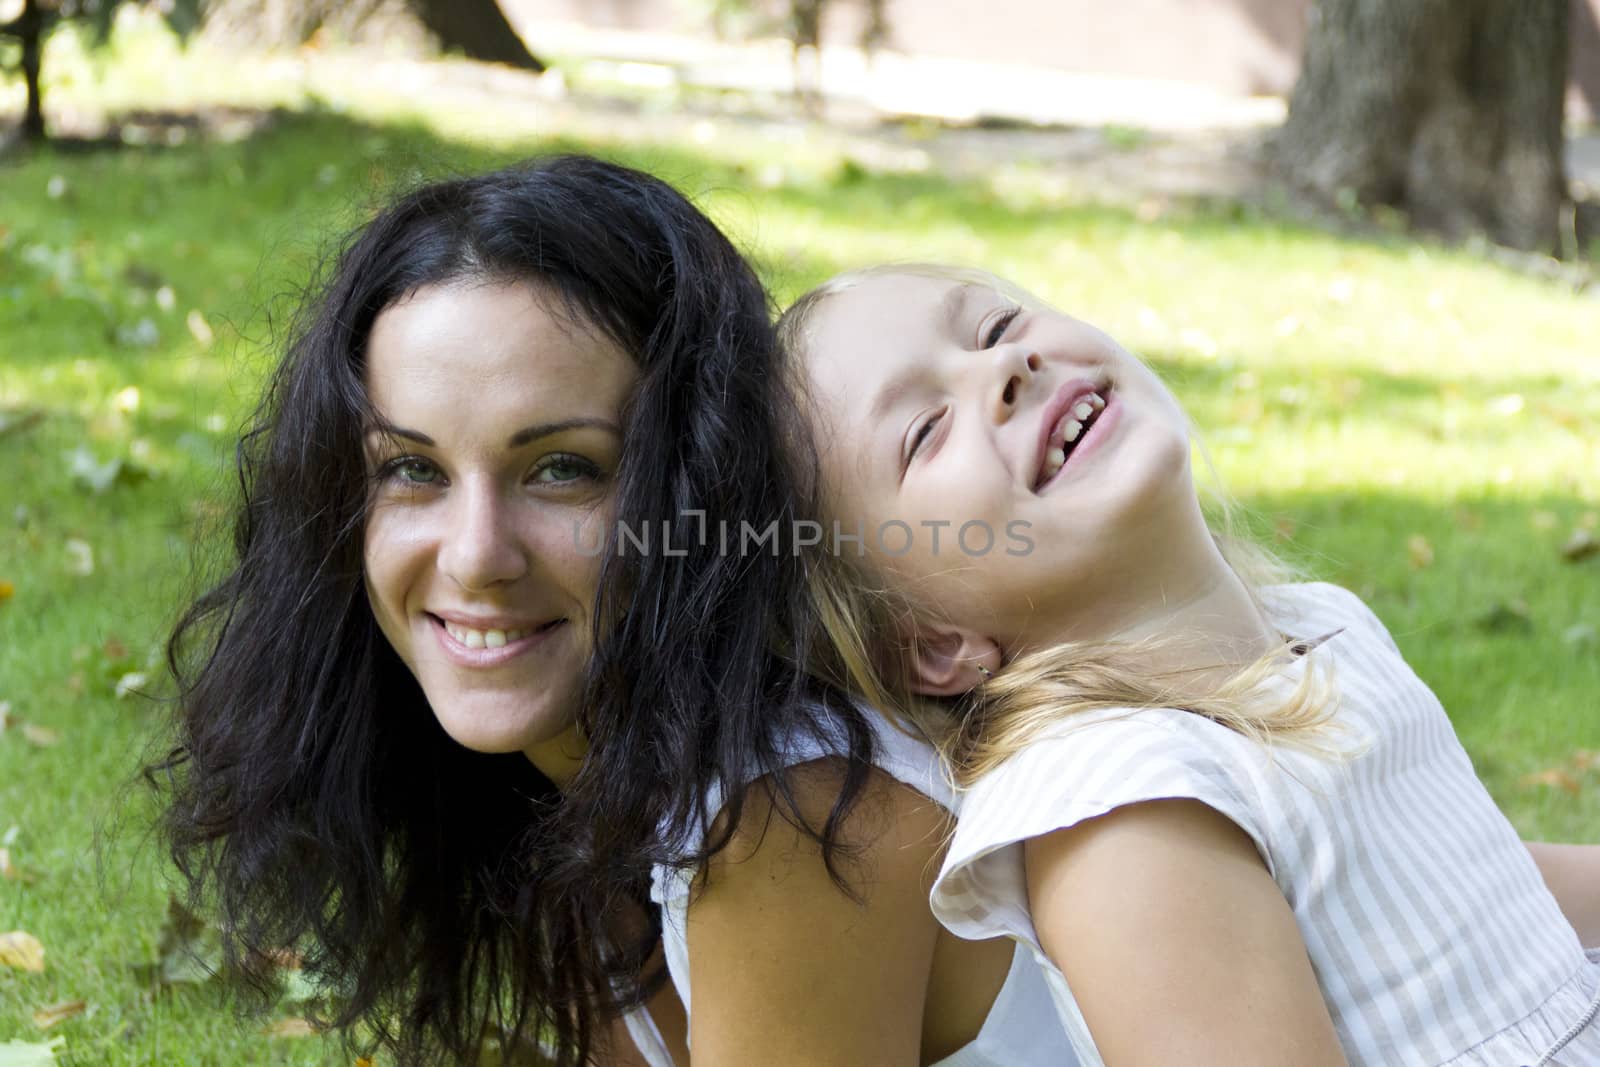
[1,1,1597,1063]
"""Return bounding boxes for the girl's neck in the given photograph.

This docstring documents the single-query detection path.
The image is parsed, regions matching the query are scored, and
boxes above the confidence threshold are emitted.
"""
[1107,549,1281,680]
[1026,523,1281,681]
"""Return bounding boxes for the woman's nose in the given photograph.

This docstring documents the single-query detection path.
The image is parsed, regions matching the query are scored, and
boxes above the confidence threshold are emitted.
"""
[990,343,1043,424]
[437,483,527,591]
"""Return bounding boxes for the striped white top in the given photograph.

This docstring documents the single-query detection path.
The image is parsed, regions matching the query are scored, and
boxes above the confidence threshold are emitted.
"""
[632,706,1076,1067]
[930,582,1600,1066]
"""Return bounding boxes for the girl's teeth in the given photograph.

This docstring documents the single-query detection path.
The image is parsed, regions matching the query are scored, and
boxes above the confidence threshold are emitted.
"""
[1072,401,1094,420]
[1046,447,1066,471]
[1089,392,1106,409]
[1062,418,1083,443]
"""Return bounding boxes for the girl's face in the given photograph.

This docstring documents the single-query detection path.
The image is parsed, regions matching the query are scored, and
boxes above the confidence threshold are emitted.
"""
[799,272,1206,660]
[362,279,634,785]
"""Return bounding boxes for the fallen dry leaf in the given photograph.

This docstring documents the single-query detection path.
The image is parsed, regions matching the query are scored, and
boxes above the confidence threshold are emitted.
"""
[101,637,128,661]
[1561,529,1599,563]
[63,540,93,578]
[354,1058,375,1067]
[1518,768,1582,794]
[1570,750,1599,771]
[1474,600,1532,634]
[258,947,304,970]
[0,849,13,879]
[186,309,214,348]
[0,579,13,604]
[31,1001,85,1030]
[0,931,45,972]
[136,895,223,990]
[20,723,59,748]
[1406,534,1434,570]
[114,673,148,700]
[260,1017,317,1038]
[0,701,13,730]
[0,1037,64,1065]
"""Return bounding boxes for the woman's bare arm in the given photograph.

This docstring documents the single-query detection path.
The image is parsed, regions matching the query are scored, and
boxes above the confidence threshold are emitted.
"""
[589,941,689,1067]
[684,759,948,1066]
[1026,799,1348,1067]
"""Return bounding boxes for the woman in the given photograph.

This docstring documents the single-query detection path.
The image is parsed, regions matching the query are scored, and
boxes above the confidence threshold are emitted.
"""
[155,156,1068,1065]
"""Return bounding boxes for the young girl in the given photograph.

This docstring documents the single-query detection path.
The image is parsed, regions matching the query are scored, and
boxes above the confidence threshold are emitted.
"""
[777,265,1600,1066]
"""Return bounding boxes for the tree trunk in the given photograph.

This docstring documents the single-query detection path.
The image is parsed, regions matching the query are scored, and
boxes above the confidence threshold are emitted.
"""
[5,0,48,142]
[407,0,545,73]
[1274,0,1570,254]
[789,0,824,114]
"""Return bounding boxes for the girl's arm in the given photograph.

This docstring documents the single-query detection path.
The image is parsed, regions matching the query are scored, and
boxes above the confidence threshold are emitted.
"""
[1526,842,1600,948]
[1025,799,1349,1067]
[684,759,948,1066]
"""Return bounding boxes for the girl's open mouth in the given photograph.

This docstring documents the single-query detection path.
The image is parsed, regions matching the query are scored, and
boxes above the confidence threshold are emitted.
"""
[1035,388,1111,490]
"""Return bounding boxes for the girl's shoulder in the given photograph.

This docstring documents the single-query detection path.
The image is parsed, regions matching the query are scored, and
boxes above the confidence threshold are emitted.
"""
[931,702,1275,946]
[1261,581,1401,655]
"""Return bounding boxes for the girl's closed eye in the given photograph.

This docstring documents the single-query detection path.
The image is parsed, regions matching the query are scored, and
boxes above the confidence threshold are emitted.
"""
[906,408,947,469]
[982,306,1022,349]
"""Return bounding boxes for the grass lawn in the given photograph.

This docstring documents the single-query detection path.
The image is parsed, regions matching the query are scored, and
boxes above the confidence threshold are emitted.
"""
[2,24,1598,1067]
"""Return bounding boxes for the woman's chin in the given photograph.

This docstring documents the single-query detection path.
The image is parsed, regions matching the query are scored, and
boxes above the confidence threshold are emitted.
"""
[431,695,577,757]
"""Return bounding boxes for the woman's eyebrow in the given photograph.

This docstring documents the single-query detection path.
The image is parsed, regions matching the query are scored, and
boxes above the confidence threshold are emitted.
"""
[507,417,621,446]
[361,417,620,448]
[365,422,433,447]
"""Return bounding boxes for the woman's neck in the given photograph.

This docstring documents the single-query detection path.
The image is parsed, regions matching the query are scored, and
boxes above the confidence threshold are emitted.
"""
[526,724,587,789]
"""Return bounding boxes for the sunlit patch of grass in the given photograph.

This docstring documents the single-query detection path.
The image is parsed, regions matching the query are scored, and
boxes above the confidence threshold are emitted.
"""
[2,22,1597,1064]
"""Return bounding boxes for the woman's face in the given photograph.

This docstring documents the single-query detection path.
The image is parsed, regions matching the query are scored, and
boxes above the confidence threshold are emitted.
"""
[362,278,635,785]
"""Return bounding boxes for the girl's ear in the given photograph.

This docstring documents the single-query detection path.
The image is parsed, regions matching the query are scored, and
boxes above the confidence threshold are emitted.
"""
[911,627,1002,697]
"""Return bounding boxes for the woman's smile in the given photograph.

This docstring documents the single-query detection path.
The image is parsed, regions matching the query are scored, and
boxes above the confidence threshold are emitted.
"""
[426,611,571,668]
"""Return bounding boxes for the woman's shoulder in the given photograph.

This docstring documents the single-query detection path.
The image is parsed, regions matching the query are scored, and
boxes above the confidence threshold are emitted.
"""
[651,699,953,900]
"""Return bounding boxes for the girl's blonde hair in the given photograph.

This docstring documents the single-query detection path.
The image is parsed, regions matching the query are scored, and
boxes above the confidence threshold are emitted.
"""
[777,264,1339,785]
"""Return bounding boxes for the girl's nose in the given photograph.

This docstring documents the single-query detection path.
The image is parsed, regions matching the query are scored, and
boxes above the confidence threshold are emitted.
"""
[990,343,1043,423]
[438,484,527,591]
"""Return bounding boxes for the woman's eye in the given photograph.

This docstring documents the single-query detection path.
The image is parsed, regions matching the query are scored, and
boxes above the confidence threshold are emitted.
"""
[532,454,602,485]
[983,307,1021,349]
[381,457,441,486]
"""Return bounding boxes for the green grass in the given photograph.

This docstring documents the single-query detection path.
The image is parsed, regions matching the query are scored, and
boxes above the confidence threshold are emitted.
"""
[2,22,1598,1066]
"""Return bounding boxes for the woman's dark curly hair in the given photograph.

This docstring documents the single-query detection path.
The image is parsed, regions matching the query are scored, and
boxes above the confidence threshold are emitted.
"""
[153,154,877,1065]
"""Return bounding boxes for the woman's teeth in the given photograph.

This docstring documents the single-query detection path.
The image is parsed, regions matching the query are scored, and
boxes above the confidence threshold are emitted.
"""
[444,621,532,649]
[1039,391,1107,484]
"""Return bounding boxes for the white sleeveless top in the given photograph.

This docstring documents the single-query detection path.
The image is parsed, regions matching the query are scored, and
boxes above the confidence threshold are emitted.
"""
[627,706,1077,1066]
[930,582,1600,1066]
